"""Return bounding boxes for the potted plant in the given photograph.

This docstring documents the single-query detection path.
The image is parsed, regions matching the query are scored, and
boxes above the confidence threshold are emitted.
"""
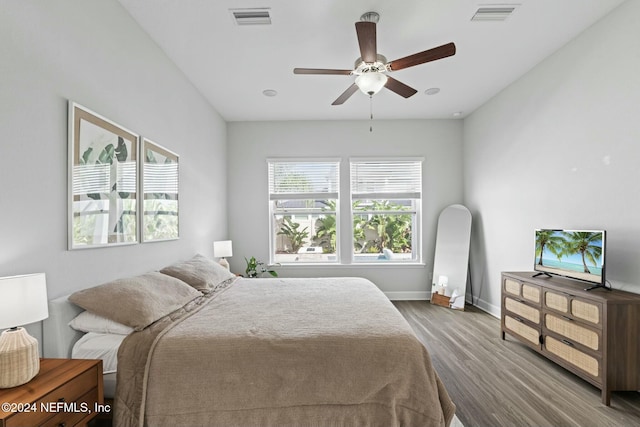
[244,256,278,278]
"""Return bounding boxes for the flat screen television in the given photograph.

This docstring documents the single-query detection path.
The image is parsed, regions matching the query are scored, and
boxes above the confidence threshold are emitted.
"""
[533,229,607,290]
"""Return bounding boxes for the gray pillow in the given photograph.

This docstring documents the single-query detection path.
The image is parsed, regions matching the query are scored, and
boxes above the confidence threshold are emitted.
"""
[69,271,201,331]
[160,254,235,292]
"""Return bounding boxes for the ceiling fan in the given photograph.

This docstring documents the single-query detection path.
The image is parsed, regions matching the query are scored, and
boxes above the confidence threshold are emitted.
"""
[293,12,456,105]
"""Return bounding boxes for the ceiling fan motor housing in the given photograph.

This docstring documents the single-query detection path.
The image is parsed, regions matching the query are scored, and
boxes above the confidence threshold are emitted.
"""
[354,54,388,74]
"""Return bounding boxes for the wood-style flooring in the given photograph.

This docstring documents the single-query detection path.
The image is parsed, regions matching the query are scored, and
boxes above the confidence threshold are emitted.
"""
[394,301,640,427]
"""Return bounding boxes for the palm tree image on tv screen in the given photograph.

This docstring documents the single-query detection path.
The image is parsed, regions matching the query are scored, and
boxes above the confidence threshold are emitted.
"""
[534,230,604,284]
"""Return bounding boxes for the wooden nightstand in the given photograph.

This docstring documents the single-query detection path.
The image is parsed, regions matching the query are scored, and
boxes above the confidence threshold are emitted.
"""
[0,358,104,427]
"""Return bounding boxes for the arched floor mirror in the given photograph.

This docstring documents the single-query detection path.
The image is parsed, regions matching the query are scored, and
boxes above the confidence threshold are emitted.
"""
[431,204,472,310]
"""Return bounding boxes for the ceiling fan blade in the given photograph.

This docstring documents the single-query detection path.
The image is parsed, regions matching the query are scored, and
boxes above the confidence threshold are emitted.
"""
[355,21,377,63]
[384,76,418,98]
[332,83,359,105]
[294,68,352,75]
[388,42,456,71]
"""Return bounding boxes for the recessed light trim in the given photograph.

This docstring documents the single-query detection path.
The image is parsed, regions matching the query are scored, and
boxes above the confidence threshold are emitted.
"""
[262,89,278,97]
[452,111,463,117]
[425,88,440,96]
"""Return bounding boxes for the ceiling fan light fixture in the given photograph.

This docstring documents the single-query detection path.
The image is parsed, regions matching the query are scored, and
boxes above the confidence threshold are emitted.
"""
[355,72,388,96]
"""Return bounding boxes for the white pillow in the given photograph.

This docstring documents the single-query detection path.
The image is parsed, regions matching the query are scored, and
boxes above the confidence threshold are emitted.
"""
[69,311,134,335]
[72,332,126,374]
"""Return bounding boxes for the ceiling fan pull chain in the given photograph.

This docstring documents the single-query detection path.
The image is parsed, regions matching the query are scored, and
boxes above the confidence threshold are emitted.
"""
[369,95,373,132]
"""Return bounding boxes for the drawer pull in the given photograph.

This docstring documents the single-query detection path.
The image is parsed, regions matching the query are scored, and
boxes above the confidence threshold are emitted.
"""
[58,423,66,427]
[514,316,524,323]
[562,315,573,321]
[58,397,65,402]
[561,339,574,347]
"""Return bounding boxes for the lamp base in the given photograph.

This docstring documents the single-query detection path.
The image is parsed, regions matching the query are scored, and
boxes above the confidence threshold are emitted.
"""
[0,327,40,388]
[219,258,230,270]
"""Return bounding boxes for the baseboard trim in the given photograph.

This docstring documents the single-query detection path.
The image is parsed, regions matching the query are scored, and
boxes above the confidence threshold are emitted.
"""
[470,296,500,318]
[385,291,429,301]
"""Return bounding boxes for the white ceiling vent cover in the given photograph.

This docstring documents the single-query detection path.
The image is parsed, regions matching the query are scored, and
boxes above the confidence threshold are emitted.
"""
[471,5,518,21]
[230,8,272,25]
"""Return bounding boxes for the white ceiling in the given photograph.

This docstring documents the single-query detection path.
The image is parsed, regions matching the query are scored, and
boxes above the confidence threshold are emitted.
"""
[117,0,624,122]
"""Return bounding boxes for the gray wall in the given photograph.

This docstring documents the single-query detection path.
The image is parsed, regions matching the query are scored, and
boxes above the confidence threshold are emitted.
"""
[227,119,463,299]
[463,0,640,316]
[0,0,228,307]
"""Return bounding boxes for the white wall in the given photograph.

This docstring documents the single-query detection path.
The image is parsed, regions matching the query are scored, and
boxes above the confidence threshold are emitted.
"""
[227,119,463,299]
[0,0,228,306]
[463,0,640,316]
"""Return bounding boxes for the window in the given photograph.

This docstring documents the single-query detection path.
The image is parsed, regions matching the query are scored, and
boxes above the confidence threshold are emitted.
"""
[268,159,340,264]
[267,158,422,265]
[350,159,422,263]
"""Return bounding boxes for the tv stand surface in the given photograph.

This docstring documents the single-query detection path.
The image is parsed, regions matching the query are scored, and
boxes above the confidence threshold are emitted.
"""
[501,271,640,406]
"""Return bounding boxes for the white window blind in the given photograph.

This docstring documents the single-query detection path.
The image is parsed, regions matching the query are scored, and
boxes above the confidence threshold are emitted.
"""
[350,159,422,199]
[268,160,339,200]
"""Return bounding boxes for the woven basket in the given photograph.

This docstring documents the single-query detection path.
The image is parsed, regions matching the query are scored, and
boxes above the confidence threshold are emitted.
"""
[0,328,40,388]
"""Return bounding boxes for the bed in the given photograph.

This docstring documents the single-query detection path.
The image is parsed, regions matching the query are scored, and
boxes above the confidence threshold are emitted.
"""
[43,256,455,427]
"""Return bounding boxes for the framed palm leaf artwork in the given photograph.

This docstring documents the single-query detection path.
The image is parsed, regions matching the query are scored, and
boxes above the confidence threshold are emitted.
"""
[68,102,139,249]
[141,138,179,242]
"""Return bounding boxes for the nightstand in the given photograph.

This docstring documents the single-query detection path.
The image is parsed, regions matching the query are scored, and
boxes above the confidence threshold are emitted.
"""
[0,358,104,427]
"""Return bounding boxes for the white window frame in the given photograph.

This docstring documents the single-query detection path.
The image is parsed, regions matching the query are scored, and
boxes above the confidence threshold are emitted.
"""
[349,157,423,264]
[267,158,340,265]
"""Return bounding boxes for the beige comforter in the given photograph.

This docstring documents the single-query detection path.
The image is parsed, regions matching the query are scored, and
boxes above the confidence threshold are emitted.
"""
[115,277,455,427]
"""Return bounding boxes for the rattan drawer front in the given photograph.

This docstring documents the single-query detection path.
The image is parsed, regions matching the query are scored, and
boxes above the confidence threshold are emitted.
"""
[571,299,601,326]
[522,284,541,304]
[504,278,520,296]
[546,336,600,379]
[505,315,539,346]
[505,298,540,324]
[545,314,600,351]
[545,291,568,313]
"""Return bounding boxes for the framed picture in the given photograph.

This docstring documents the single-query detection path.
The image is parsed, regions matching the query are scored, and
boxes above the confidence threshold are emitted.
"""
[141,138,179,242]
[68,102,139,249]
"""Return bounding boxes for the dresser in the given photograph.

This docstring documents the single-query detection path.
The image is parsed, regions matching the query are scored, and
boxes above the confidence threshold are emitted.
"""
[501,271,640,406]
[0,358,104,427]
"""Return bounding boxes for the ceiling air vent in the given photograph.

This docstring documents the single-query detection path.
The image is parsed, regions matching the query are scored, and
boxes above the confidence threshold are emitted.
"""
[230,8,271,25]
[471,5,518,21]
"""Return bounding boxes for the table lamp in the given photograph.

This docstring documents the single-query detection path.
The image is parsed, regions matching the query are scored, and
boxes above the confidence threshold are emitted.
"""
[437,275,449,295]
[213,240,233,270]
[0,273,49,388]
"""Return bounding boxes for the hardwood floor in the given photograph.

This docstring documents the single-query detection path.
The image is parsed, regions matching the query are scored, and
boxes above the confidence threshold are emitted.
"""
[394,301,640,427]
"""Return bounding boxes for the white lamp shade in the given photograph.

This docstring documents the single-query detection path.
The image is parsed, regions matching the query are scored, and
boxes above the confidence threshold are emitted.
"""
[355,72,388,95]
[213,240,233,258]
[0,273,48,329]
